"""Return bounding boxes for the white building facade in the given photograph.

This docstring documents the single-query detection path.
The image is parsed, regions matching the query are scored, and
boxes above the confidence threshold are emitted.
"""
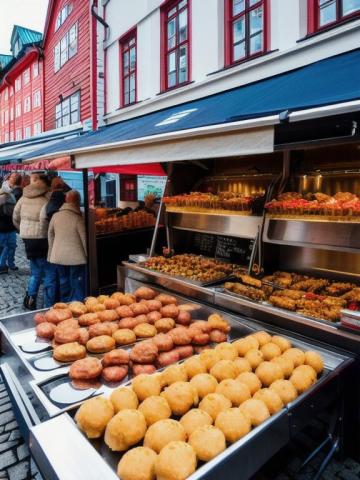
[102,0,360,125]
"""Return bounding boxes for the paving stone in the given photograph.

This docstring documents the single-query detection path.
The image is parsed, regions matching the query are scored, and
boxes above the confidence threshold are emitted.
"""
[7,460,30,480]
[0,403,12,414]
[338,470,360,480]
[0,441,18,454]
[0,434,9,444]
[16,444,29,462]
[0,450,16,470]
[0,411,15,427]
[4,421,18,432]
[8,431,21,442]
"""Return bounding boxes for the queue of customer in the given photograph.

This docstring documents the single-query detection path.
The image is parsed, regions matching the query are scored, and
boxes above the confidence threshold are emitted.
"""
[0,171,87,310]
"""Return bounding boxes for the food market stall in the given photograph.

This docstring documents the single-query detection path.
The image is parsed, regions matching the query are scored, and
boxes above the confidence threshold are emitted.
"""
[1,50,360,479]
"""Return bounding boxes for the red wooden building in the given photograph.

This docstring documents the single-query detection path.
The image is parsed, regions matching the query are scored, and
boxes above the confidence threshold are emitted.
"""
[0,26,44,144]
[42,0,96,132]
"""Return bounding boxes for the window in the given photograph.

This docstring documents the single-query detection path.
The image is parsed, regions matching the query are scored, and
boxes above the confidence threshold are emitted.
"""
[4,88,8,101]
[55,91,80,128]
[15,102,21,118]
[4,110,9,124]
[120,175,137,202]
[55,3,73,31]
[34,121,42,135]
[9,87,13,97]
[54,23,78,72]
[15,77,21,92]
[24,96,31,113]
[13,39,22,57]
[4,132,9,143]
[120,30,137,107]
[10,107,14,121]
[161,0,190,91]
[33,62,39,77]
[33,90,41,108]
[23,68,30,85]
[10,132,14,142]
[309,0,360,32]
[16,129,22,141]
[24,126,31,139]
[225,0,268,66]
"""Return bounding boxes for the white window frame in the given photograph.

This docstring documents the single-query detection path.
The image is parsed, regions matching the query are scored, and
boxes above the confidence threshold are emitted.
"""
[24,126,31,139]
[55,90,80,128]
[23,68,30,85]
[55,3,73,31]
[33,121,42,136]
[33,90,41,108]
[16,129,22,141]
[10,107,14,121]
[10,132,14,142]
[15,77,21,92]
[4,88,8,101]
[4,110,9,124]
[4,132,9,143]
[15,102,21,118]
[33,62,39,77]
[24,96,31,113]
[54,22,78,72]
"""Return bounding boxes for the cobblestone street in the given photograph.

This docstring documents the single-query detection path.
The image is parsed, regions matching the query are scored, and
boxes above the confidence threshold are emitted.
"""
[0,242,360,479]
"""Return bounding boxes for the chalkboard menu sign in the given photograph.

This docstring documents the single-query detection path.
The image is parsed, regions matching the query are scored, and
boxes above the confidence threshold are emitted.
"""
[215,235,255,265]
[192,233,217,257]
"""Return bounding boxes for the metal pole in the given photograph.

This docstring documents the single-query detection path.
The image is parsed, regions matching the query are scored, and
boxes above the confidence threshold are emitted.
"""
[82,167,90,296]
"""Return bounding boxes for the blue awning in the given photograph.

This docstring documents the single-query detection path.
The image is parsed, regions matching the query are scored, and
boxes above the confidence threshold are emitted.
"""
[15,48,360,164]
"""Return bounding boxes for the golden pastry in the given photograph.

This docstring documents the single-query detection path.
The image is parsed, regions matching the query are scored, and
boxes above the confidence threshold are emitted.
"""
[188,425,226,461]
[144,419,186,454]
[117,447,157,480]
[190,373,218,399]
[215,379,251,406]
[255,361,284,387]
[53,342,86,362]
[239,399,270,427]
[215,408,251,443]
[86,335,115,354]
[270,379,298,405]
[199,393,231,421]
[75,396,114,439]
[132,374,161,401]
[155,441,197,480]
[180,408,213,436]
[236,372,262,395]
[138,395,171,426]
[253,388,284,414]
[110,387,139,413]
[104,409,147,451]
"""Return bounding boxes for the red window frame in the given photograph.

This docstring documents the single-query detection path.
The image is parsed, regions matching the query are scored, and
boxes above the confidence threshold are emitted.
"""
[120,175,137,202]
[224,0,269,67]
[308,0,360,33]
[160,0,191,92]
[119,28,137,108]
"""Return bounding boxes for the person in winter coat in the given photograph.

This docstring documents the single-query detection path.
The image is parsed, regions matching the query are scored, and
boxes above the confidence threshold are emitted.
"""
[12,174,54,310]
[46,177,71,221]
[9,173,23,202]
[0,182,17,273]
[48,190,87,302]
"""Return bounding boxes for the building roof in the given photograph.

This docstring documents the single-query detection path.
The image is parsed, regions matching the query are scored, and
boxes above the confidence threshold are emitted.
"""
[0,54,13,69]
[11,25,43,49]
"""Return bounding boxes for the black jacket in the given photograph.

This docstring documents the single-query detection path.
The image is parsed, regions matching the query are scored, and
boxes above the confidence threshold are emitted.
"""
[23,238,49,260]
[46,190,70,221]
[12,187,23,202]
[0,188,16,233]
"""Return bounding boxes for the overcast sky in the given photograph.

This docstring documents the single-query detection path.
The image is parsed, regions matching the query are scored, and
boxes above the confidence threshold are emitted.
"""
[0,0,48,55]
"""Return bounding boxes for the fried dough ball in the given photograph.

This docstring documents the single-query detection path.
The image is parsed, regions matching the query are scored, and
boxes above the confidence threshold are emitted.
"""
[233,357,252,375]
[102,349,129,368]
[105,409,147,451]
[271,356,295,378]
[69,357,102,380]
[53,302,68,309]
[117,447,157,480]
[290,365,317,393]
[157,350,180,368]
[271,335,292,353]
[34,313,46,325]
[116,305,134,318]
[282,348,305,367]
[86,335,115,354]
[103,298,120,310]
[147,311,162,324]
[84,296,98,307]
[236,372,262,395]
[233,336,259,356]
[183,356,207,378]
[97,295,109,304]
[209,330,228,343]
[130,340,158,364]
[138,396,171,426]
[88,323,112,338]
[104,321,119,335]
[88,303,106,313]
[190,373,218,399]
[215,408,251,443]
[189,320,211,334]
[78,313,100,327]
[119,294,136,306]
[53,342,86,362]
[110,387,139,413]
[57,318,79,329]
[189,425,226,462]
[304,351,324,374]
[159,304,179,320]
[155,294,177,306]
[216,379,251,406]
[45,308,72,324]
[113,329,136,346]
[162,364,188,386]
[155,441,197,480]
[163,381,198,416]
[68,301,87,317]
[135,287,157,300]
[251,331,272,347]
[144,419,186,454]
[253,388,284,414]
[175,345,194,359]
[117,317,137,329]
[199,393,231,421]
[207,313,230,333]
[199,349,221,370]
[75,396,114,439]
[192,332,210,346]
[131,303,149,316]
[261,342,282,361]
[134,323,157,338]
[169,327,192,346]
[245,349,264,369]
[152,333,173,352]
[270,379,298,405]
[239,399,270,427]
[146,299,162,312]
[102,366,129,383]
[210,360,237,382]
[180,409,213,436]
[78,328,90,346]
[255,361,284,387]
[214,342,238,361]
[176,310,191,326]
[155,318,175,333]
[132,373,161,401]
[36,322,56,339]
[97,309,119,323]
[133,364,157,376]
